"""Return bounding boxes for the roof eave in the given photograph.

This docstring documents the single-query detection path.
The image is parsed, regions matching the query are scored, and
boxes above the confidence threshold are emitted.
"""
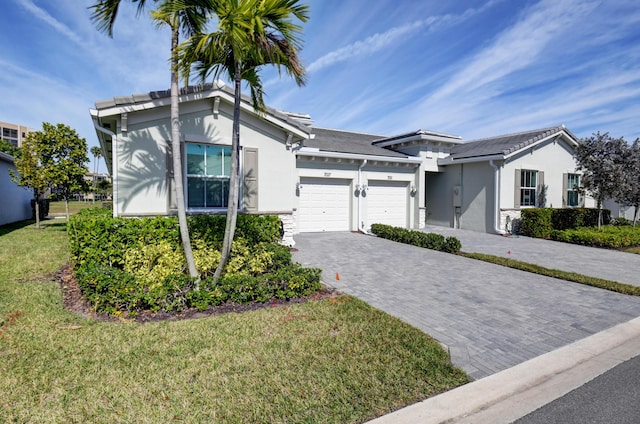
[296,148,422,165]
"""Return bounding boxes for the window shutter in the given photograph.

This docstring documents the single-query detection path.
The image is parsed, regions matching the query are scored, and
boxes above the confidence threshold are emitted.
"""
[514,169,521,208]
[562,173,567,207]
[537,171,544,207]
[243,148,259,212]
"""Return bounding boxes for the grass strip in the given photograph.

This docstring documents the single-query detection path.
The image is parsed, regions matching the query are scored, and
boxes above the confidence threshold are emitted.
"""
[0,221,469,423]
[462,252,640,296]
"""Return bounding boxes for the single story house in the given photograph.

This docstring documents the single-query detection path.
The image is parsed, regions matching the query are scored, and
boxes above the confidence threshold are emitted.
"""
[90,83,595,241]
[0,151,33,226]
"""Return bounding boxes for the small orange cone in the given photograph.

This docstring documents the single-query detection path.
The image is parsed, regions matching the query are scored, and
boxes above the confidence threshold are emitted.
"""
[336,272,341,281]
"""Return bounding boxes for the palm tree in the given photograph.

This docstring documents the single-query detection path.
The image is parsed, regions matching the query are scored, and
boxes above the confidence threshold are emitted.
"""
[90,145,102,201]
[178,0,308,283]
[90,0,208,279]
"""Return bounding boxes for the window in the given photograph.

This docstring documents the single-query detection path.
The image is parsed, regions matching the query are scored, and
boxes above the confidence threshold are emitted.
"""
[566,173,580,207]
[520,170,537,206]
[186,144,231,208]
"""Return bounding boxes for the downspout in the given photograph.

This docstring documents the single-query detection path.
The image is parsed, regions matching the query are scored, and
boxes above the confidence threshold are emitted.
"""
[358,159,367,232]
[489,160,507,235]
[93,119,118,217]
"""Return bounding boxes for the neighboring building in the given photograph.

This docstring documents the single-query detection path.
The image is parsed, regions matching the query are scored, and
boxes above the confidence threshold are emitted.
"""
[0,151,32,226]
[431,126,596,233]
[0,121,31,148]
[89,83,596,241]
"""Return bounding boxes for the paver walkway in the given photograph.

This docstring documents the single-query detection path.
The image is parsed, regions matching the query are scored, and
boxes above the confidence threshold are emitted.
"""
[292,232,640,380]
[423,225,640,287]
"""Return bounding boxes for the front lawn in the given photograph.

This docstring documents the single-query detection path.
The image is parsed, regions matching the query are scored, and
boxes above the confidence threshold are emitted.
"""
[47,200,104,216]
[0,221,469,423]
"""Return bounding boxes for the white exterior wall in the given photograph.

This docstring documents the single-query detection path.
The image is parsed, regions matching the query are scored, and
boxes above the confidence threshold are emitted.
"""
[0,154,32,225]
[114,98,297,216]
[500,138,595,210]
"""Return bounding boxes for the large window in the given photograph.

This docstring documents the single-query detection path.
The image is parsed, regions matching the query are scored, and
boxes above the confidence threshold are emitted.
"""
[186,144,231,208]
[520,170,537,207]
[567,173,580,207]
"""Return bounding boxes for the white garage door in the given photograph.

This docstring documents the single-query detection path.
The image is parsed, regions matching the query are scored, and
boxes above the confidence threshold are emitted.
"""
[298,178,351,232]
[367,180,408,228]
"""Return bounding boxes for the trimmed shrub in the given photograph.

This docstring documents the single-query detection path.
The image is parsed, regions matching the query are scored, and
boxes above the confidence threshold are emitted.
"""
[551,208,610,230]
[520,208,553,238]
[68,209,322,316]
[550,225,640,249]
[370,224,461,254]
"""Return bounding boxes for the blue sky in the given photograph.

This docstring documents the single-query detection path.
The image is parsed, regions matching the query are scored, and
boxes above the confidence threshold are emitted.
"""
[1,0,640,173]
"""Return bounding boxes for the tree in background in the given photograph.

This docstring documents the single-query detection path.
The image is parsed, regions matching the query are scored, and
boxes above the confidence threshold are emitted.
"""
[39,123,89,220]
[178,0,308,283]
[90,145,103,201]
[0,138,20,157]
[575,132,627,229]
[9,128,51,229]
[618,139,640,226]
[91,0,209,281]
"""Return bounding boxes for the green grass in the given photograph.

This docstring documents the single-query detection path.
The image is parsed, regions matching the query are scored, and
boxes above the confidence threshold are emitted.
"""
[0,221,469,423]
[47,200,103,216]
[624,246,640,254]
[462,252,640,296]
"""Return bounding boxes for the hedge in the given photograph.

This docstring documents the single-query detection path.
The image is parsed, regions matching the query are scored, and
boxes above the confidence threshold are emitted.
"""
[550,226,640,249]
[68,209,321,316]
[521,208,611,238]
[370,224,461,254]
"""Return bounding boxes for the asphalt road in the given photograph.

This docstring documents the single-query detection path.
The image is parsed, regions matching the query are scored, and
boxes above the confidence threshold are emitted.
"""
[514,354,640,424]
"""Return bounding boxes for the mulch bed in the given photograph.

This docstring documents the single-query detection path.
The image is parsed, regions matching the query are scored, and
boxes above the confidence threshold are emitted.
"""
[56,264,338,323]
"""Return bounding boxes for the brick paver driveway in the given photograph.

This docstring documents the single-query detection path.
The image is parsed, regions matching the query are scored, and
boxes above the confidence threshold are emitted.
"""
[292,232,640,380]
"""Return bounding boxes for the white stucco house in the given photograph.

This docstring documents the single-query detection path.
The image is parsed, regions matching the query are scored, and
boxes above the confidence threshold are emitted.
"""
[90,83,595,241]
[0,151,32,226]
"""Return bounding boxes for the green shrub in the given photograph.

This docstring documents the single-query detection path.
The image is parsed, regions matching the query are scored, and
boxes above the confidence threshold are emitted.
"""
[370,224,461,254]
[69,209,322,316]
[551,208,610,230]
[550,225,640,248]
[189,214,282,246]
[520,208,553,238]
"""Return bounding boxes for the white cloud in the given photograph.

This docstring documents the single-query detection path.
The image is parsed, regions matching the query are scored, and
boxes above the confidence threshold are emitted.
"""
[306,1,504,74]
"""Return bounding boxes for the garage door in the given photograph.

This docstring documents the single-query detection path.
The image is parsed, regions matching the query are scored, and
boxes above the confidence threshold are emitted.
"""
[367,180,408,228]
[298,178,351,232]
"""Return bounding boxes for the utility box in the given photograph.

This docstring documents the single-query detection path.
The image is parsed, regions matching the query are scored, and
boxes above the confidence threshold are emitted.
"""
[453,185,462,207]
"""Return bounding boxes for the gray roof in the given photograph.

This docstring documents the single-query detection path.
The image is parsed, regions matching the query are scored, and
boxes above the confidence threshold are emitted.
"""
[448,125,578,161]
[306,127,410,158]
[373,129,462,145]
[94,82,311,134]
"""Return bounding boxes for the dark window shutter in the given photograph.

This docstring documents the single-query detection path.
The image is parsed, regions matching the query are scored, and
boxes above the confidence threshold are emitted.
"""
[243,148,259,212]
[562,173,567,207]
[514,169,521,208]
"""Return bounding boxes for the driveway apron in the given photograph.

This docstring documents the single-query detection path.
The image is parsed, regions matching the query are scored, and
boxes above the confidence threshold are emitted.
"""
[292,232,640,380]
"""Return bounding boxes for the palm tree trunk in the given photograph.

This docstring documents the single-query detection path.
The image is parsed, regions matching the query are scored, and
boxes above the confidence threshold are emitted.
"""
[170,25,199,280]
[213,64,242,283]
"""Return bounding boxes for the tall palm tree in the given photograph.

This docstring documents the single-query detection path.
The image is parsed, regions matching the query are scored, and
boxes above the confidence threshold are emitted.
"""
[90,145,102,201]
[178,0,308,283]
[90,0,208,279]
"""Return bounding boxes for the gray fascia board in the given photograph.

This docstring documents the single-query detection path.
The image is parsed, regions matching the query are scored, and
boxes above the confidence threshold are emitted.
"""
[94,89,309,139]
[502,133,572,161]
[0,151,14,163]
[296,149,422,165]
[438,154,505,166]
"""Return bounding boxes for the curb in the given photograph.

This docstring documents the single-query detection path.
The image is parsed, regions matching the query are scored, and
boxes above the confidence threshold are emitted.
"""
[368,316,640,424]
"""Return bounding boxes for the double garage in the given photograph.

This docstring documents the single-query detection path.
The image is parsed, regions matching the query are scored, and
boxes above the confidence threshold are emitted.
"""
[296,177,412,233]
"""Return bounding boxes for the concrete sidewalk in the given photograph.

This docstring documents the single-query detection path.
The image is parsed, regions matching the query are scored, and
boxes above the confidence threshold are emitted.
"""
[368,316,640,424]
[422,225,640,287]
